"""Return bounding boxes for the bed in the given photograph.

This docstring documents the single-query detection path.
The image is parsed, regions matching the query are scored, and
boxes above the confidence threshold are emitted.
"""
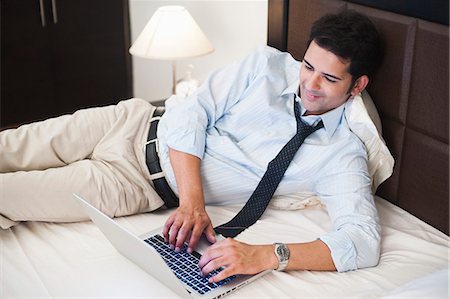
[2,0,449,298]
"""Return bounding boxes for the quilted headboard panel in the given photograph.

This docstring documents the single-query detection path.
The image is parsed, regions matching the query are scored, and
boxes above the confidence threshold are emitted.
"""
[268,0,449,234]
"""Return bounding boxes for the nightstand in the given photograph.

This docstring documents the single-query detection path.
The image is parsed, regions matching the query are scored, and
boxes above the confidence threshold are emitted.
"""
[150,99,166,107]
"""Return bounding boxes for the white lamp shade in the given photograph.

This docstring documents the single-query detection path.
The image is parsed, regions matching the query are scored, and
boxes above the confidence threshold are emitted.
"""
[129,6,214,60]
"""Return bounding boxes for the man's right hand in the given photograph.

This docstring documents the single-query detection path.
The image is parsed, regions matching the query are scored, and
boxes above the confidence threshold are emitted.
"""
[162,202,216,253]
[164,147,215,252]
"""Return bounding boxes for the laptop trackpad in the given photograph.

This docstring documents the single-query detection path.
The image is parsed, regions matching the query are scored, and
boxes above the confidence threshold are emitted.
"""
[194,233,225,254]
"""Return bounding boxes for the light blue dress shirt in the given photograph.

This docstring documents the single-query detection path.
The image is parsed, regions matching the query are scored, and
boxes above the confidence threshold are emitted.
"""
[157,46,381,272]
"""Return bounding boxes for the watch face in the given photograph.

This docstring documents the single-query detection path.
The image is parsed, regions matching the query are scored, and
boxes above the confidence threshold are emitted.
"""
[276,244,289,261]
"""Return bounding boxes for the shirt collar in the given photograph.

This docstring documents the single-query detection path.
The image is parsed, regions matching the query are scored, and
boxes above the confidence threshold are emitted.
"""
[281,61,301,96]
[295,95,345,139]
[281,79,300,96]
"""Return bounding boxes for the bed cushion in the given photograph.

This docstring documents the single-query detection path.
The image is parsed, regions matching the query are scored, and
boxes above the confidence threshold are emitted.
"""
[380,267,449,298]
[1,196,448,297]
[344,90,395,191]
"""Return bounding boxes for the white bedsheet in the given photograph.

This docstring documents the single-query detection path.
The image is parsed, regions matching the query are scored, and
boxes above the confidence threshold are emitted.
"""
[1,196,449,298]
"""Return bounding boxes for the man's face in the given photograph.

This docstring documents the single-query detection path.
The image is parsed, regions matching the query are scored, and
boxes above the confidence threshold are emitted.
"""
[299,41,358,115]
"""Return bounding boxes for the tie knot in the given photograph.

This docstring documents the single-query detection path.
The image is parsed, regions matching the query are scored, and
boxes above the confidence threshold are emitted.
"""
[297,118,311,132]
[293,99,323,134]
[297,117,323,136]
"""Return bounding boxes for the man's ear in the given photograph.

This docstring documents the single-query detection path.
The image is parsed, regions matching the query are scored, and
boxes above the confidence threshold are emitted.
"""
[350,75,369,96]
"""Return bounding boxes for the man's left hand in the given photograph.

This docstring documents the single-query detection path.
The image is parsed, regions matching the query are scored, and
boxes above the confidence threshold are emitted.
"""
[198,238,276,282]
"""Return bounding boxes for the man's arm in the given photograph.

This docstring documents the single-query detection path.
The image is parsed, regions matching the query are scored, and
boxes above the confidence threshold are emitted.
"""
[162,148,216,253]
[315,146,381,272]
[198,238,336,282]
[198,140,379,279]
[159,47,279,251]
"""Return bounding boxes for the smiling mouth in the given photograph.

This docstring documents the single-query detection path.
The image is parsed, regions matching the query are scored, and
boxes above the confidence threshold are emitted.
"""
[299,85,323,101]
[305,90,322,101]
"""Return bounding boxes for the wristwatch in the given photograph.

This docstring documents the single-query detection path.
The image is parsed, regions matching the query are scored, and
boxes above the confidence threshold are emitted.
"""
[274,243,290,271]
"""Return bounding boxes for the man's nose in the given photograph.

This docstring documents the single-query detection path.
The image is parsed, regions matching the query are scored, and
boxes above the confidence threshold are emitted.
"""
[305,73,321,91]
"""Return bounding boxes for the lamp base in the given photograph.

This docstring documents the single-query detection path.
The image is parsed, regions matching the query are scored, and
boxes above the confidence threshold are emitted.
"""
[171,60,177,95]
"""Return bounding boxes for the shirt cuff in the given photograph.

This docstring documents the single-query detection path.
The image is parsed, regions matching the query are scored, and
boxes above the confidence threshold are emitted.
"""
[319,230,358,272]
[165,127,206,159]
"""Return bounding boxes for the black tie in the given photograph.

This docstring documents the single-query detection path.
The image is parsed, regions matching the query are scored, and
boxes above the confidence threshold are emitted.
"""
[215,99,323,238]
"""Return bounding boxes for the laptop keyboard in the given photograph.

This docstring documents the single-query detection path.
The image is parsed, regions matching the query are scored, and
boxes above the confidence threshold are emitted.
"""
[145,234,236,295]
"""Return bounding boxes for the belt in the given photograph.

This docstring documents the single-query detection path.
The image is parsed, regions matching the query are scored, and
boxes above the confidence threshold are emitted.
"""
[145,106,179,208]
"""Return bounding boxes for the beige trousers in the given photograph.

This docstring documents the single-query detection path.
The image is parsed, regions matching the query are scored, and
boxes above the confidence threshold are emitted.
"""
[0,98,164,229]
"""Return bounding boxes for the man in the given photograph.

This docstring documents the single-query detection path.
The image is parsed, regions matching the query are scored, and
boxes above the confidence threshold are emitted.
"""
[160,11,383,281]
[0,11,383,280]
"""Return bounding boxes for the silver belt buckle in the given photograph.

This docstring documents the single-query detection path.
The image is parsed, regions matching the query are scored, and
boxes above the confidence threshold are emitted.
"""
[145,138,159,153]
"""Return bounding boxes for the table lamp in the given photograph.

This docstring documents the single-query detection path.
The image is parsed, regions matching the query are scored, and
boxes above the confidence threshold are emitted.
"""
[129,6,214,95]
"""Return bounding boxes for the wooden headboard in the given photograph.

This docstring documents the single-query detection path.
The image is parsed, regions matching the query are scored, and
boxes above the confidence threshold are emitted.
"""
[268,0,449,235]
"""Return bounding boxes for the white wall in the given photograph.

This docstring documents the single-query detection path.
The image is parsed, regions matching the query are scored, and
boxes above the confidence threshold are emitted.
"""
[129,0,268,102]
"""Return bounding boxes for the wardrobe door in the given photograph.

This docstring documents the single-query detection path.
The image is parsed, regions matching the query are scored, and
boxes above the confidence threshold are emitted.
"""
[1,0,56,127]
[0,0,132,128]
[50,0,132,114]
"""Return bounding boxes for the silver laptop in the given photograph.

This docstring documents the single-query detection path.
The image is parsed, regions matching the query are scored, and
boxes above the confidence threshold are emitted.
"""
[73,193,270,299]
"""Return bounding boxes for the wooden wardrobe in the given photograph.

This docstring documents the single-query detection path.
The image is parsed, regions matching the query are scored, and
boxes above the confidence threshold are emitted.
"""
[0,0,133,128]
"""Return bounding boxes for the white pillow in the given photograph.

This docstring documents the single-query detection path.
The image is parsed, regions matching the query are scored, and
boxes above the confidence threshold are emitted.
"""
[344,90,395,192]
[359,89,383,135]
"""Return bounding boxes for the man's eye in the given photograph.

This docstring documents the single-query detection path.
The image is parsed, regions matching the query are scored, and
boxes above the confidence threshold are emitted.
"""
[324,76,337,83]
[304,64,313,71]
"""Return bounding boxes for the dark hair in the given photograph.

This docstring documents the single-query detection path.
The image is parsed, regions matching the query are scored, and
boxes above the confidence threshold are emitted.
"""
[308,10,383,84]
